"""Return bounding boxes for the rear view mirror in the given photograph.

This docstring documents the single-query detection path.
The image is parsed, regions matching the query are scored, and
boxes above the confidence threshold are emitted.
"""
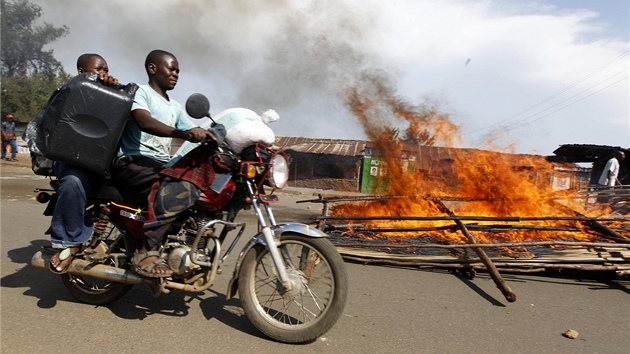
[186,93,211,119]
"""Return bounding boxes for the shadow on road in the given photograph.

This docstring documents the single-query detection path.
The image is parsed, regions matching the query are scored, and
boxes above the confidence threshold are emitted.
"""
[502,271,630,295]
[2,239,71,308]
[1,238,274,340]
[450,271,506,307]
[199,289,269,340]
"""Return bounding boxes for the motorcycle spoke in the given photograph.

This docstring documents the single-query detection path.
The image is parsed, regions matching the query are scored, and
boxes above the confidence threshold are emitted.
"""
[256,283,283,307]
[303,285,325,313]
[254,262,279,290]
[290,296,319,322]
[70,274,114,291]
[276,293,322,324]
[274,300,298,324]
[61,219,134,304]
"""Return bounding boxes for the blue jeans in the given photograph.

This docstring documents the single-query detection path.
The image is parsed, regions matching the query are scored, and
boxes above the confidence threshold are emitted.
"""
[50,162,100,249]
[1,139,17,159]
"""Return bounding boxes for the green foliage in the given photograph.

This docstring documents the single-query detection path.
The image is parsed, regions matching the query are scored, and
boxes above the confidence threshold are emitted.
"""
[1,72,71,122]
[1,0,69,76]
[0,0,70,122]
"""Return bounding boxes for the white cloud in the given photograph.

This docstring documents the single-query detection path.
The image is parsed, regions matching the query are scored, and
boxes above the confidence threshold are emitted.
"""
[372,1,628,153]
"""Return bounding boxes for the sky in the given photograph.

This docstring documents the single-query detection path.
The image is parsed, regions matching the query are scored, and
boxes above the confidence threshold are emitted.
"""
[28,0,629,156]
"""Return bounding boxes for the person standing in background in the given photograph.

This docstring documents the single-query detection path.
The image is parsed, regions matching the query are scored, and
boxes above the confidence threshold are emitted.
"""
[1,114,18,161]
[598,151,625,186]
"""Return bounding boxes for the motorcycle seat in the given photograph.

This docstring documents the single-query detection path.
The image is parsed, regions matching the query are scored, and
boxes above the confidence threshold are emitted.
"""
[89,181,147,207]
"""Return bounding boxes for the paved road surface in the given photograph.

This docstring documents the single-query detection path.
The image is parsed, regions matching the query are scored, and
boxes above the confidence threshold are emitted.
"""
[1,158,629,354]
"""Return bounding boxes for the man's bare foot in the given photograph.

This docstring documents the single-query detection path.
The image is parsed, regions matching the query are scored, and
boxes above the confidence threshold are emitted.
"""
[49,246,79,274]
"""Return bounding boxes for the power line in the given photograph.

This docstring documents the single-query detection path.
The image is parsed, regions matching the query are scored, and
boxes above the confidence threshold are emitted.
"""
[475,74,629,142]
[467,49,630,135]
[502,74,628,131]
[494,68,628,130]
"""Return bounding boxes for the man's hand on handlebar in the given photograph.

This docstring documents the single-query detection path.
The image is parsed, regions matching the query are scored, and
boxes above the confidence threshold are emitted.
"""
[184,127,216,143]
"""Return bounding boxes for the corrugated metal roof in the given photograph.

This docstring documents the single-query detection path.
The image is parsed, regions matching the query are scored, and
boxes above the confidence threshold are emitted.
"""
[548,144,628,163]
[275,136,367,156]
[274,136,546,166]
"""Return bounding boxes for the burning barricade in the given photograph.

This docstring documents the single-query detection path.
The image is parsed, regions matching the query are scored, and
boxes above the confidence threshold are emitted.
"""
[299,71,630,301]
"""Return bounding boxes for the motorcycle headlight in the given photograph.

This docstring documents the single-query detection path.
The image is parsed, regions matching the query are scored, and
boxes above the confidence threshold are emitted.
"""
[268,153,289,189]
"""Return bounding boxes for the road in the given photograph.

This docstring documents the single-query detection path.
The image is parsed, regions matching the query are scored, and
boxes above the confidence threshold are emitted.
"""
[1,157,629,354]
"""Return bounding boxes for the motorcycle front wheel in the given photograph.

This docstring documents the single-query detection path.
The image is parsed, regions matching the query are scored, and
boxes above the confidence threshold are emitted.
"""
[238,233,349,343]
[61,219,134,305]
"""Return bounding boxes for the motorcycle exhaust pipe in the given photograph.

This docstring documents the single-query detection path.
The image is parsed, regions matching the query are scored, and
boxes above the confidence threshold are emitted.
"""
[31,251,151,285]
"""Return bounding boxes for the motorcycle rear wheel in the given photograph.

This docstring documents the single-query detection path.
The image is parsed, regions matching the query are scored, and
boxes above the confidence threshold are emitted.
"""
[238,233,349,343]
[61,219,134,305]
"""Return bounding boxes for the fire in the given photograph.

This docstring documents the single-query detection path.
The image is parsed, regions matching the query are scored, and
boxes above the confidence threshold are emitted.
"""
[334,71,612,245]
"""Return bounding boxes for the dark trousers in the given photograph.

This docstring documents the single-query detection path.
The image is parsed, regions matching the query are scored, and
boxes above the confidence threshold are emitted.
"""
[112,155,164,200]
[112,156,165,248]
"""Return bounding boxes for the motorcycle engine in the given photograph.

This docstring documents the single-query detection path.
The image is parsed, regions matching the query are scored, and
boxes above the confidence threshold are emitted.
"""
[166,212,220,275]
[167,246,193,275]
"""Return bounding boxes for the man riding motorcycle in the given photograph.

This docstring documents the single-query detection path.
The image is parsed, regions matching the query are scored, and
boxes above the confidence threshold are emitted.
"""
[112,49,216,277]
[28,49,349,344]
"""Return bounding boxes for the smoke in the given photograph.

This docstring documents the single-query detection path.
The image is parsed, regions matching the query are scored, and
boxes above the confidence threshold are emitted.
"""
[344,68,462,148]
[34,0,630,153]
[36,0,387,139]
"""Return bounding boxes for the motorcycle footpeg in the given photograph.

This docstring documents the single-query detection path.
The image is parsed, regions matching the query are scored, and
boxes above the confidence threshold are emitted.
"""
[85,252,107,261]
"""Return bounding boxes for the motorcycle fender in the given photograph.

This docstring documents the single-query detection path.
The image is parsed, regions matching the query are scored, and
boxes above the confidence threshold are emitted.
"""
[226,223,327,299]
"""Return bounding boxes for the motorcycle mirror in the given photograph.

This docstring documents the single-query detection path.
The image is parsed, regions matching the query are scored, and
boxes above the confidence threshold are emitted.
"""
[186,93,211,119]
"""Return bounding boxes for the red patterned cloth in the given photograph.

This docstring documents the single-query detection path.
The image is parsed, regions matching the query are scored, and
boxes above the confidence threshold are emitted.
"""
[145,146,230,227]
[159,145,226,190]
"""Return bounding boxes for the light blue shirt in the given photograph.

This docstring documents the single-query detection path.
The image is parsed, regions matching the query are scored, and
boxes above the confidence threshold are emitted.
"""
[118,84,195,162]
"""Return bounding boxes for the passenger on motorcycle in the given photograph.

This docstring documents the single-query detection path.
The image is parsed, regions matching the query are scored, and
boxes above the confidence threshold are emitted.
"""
[112,49,215,277]
[49,54,120,273]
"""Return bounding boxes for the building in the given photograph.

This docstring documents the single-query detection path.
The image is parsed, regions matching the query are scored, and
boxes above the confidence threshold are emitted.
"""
[275,137,367,192]
[276,137,582,193]
[547,144,629,185]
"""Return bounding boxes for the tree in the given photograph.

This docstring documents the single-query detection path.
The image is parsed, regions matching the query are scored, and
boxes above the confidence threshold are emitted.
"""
[1,0,68,76]
[402,121,435,146]
[0,0,70,122]
[384,126,400,141]
[1,72,71,122]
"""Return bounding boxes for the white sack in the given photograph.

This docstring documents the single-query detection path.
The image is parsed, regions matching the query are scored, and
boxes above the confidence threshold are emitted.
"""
[214,108,278,153]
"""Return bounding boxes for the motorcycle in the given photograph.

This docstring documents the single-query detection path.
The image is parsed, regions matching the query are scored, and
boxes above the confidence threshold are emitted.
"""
[31,94,349,343]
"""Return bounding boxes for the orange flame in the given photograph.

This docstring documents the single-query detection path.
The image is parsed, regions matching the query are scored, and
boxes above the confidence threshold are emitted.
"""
[335,71,610,245]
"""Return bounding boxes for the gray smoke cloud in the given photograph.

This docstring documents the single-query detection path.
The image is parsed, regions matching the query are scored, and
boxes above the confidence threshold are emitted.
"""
[36,0,389,139]
[36,0,629,154]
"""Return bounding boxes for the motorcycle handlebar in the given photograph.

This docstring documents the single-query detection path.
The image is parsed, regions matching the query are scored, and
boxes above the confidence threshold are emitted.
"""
[185,133,219,148]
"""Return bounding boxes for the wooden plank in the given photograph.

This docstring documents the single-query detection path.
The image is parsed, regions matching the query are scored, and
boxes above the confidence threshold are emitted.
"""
[336,246,630,264]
